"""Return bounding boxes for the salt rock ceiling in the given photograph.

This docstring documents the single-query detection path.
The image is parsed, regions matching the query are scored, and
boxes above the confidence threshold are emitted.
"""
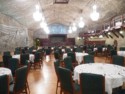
[0,0,125,31]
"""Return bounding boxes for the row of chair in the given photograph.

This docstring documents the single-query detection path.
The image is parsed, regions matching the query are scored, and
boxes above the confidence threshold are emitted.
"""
[2,52,43,70]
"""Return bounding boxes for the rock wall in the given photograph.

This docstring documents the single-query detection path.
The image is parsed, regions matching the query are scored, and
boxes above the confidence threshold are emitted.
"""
[0,13,29,52]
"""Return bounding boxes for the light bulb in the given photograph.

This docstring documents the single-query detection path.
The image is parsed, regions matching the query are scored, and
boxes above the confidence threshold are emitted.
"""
[108,32,111,35]
[90,4,99,21]
[68,27,72,33]
[72,23,77,31]
[78,21,85,28]
[90,11,99,21]
[33,11,42,21]
[93,5,97,10]
[35,5,40,10]
[43,26,50,34]
[40,21,47,28]
[120,30,123,34]
[72,26,77,31]
[99,35,103,38]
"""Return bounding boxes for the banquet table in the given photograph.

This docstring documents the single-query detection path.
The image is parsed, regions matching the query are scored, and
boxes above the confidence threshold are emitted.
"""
[12,54,35,62]
[117,51,125,57]
[74,63,125,94]
[0,67,13,83]
[63,52,88,64]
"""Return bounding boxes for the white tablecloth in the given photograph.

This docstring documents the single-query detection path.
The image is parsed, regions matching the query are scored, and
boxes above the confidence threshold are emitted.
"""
[117,51,125,57]
[0,67,13,83]
[93,47,107,51]
[74,63,125,94]
[63,52,88,64]
[12,54,35,62]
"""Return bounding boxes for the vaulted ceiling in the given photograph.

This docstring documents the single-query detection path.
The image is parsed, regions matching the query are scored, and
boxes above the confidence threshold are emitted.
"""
[1,0,125,31]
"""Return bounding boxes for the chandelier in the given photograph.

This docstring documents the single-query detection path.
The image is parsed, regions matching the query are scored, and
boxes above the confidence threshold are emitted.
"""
[90,5,100,21]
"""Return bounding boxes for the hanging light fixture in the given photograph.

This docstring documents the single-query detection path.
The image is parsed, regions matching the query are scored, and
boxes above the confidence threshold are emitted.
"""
[72,23,77,31]
[40,21,47,28]
[78,17,85,28]
[90,4,100,21]
[68,26,72,33]
[33,11,42,21]
[33,5,42,21]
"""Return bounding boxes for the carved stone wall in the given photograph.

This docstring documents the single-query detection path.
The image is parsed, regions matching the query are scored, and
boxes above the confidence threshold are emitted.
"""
[0,13,29,52]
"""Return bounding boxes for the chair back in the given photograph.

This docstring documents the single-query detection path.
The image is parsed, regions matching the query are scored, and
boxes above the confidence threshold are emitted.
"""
[75,47,83,52]
[58,67,74,94]
[20,54,29,65]
[65,48,72,53]
[67,52,76,62]
[112,55,124,66]
[9,58,19,76]
[54,51,61,60]
[110,49,117,56]
[34,52,41,62]
[80,73,105,94]
[97,46,103,53]
[119,47,125,51]
[14,66,28,93]
[64,56,73,71]
[0,75,9,94]
[54,60,61,79]
[14,50,20,55]
[45,48,51,55]
[3,55,12,67]
[83,55,94,63]
[3,51,11,56]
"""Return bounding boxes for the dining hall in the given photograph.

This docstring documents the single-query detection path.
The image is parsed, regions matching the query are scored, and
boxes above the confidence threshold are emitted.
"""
[0,0,125,94]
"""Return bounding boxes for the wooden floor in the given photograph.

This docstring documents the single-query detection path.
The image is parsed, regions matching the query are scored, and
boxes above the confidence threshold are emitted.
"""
[27,54,107,94]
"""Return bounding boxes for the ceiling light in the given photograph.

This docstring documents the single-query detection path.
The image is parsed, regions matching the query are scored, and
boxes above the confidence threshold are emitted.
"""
[68,27,72,33]
[77,37,80,40]
[120,30,123,34]
[99,35,103,38]
[108,32,111,35]
[90,36,93,38]
[72,23,77,31]
[33,11,42,21]
[35,5,40,10]
[40,21,47,28]
[78,17,85,28]
[90,5,99,21]
[43,26,50,34]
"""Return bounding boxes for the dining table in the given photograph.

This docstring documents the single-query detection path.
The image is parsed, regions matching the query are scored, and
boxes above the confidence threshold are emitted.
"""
[74,63,125,94]
[117,51,125,57]
[0,67,13,84]
[63,52,88,64]
[12,54,35,62]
